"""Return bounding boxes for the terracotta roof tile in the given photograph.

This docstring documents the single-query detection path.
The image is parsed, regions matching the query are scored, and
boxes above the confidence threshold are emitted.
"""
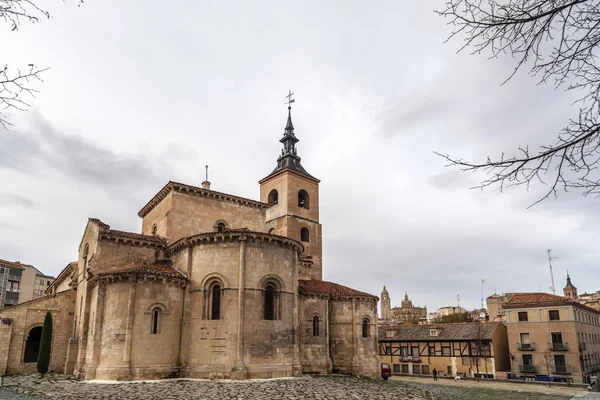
[0,259,28,270]
[97,260,187,280]
[103,229,167,245]
[298,279,377,298]
[506,292,568,305]
[378,322,501,341]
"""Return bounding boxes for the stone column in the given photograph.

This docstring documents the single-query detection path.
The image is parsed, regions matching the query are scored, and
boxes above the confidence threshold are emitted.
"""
[178,247,194,376]
[85,283,106,380]
[123,277,137,379]
[325,294,332,373]
[351,297,358,375]
[231,236,248,380]
[292,250,302,376]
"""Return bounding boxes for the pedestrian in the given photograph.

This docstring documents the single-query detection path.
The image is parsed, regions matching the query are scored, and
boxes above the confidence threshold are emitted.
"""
[433,368,438,381]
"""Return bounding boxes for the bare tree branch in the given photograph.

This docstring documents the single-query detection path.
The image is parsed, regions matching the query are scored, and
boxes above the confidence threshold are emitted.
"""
[436,0,600,205]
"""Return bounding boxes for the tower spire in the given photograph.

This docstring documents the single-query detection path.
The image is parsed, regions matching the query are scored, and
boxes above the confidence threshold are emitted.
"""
[260,90,318,182]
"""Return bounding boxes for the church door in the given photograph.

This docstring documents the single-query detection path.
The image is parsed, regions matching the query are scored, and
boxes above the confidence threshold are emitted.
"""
[23,326,43,363]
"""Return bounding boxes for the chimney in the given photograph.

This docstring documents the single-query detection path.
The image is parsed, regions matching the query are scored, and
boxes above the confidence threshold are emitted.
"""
[201,181,211,190]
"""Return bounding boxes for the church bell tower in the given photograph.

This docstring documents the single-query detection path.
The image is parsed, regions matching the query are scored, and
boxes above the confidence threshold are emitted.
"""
[380,286,390,320]
[259,95,323,280]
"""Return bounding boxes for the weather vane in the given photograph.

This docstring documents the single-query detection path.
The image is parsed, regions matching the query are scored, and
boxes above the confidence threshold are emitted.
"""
[284,90,295,109]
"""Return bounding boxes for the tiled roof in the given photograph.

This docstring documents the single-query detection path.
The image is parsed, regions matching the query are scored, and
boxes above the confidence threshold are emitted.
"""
[504,292,600,314]
[298,279,377,299]
[103,228,167,245]
[378,322,501,342]
[97,260,187,280]
[505,292,570,305]
[0,259,28,270]
[138,181,270,218]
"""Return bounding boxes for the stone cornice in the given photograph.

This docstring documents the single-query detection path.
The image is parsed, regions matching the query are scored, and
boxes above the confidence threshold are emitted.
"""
[258,167,321,185]
[138,181,270,218]
[98,229,167,249]
[89,273,187,289]
[166,229,304,256]
[266,214,320,225]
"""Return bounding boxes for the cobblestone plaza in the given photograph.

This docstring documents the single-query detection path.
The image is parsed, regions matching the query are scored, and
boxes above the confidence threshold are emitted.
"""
[0,374,588,400]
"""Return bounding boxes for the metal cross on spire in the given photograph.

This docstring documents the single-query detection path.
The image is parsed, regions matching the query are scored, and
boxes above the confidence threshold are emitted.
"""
[284,90,295,109]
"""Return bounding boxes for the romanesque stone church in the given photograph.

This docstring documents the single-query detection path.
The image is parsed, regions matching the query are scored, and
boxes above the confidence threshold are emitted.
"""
[0,107,380,381]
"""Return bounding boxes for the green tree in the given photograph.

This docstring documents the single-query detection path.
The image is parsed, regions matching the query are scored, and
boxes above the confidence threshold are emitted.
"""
[37,311,52,376]
[433,312,473,323]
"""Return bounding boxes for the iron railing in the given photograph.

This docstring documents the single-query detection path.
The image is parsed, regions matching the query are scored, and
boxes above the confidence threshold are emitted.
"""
[549,342,568,351]
[520,364,537,373]
[517,342,535,351]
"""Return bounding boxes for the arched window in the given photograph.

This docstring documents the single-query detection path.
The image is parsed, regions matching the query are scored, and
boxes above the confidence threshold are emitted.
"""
[313,316,320,336]
[268,189,279,205]
[204,280,223,320]
[151,224,157,236]
[211,283,221,320]
[268,228,275,234]
[151,308,160,334]
[362,318,370,338]
[23,326,43,363]
[264,284,276,320]
[214,220,228,232]
[82,243,89,278]
[300,228,310,242]
[298,190,309,209]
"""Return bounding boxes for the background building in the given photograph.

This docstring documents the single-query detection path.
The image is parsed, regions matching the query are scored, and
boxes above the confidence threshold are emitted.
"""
[0,260,55,308]
[487,293,514,322]
[378,322,509,379]
[503,290,600,383]
[380,287,427,324]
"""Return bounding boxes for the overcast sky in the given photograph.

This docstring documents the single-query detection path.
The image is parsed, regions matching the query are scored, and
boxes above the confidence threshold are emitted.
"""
[2,1,599,312]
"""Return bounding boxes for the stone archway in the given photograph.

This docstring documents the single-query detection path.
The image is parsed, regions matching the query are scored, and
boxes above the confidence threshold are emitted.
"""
[23,326,43,363]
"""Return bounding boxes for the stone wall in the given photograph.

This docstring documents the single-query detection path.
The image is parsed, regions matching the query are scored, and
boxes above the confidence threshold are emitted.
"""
[144,191,267,243]
[174,235,300,379]
[298,295,331,374]
[329,297,379,378]
[0,291,73,375]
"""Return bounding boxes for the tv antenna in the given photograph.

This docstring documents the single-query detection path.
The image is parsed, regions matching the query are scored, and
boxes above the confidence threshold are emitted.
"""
[547,249,556,294]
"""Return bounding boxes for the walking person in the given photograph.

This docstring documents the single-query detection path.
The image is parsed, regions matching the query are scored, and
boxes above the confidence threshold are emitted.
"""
[433,368,438,381]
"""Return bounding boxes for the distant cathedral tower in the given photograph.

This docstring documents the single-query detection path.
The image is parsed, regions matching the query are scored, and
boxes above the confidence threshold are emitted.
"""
[381,286,390,319]
[563,272,578,299]
[259,102,323,280]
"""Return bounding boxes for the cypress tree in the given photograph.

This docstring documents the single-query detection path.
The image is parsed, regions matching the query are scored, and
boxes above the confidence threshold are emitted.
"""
[37,312,53,376]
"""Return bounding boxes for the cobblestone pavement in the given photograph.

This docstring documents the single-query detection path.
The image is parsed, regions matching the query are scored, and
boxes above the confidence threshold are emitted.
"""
[0,374,579,400]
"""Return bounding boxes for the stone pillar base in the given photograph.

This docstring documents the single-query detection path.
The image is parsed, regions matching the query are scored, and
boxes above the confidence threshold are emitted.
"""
[230,365,248,380]
[292,361,302,377]
[64,339,79,375]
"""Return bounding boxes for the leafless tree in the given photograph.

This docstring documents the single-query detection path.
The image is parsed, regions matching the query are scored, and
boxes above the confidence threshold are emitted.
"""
[0,1,81,129]
[539,352,554,387]
[436,0,600,206]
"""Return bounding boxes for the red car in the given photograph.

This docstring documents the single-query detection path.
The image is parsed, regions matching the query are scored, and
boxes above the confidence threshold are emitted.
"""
[381,363,392,380]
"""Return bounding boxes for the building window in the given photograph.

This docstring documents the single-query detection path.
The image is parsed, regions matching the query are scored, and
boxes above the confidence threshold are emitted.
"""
[429,329,438,336]
[268,228,275,234]
[263,283,278,320]
[300,228,310,242]
[362,318,370,338]
[422,365,430,375]
[151,224,157,236]
[268,189,278,205]
[298,190,309,209]
[442,347,451,356]
[400,347,409,357]
[549,310,560,321]
[385,346,392,355]
[522,354,533,366]
[151,308,160,334]
[429,347,435,356]
[211,283,221,320]
[204,280,223,320]
[401,364,409,373]
[217,223,225,232]
[313,316,320,336]
[554,355,566,373]
[518,311,528,321]
[413,365,421,375]
[393,364,400,374]
[520,332,531,349]
[386,330,394,338]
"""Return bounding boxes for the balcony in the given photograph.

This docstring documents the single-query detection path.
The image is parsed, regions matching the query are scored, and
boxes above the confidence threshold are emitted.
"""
[579,343,587,351]
[6,287,20,293]
[520,364,537,373]
[549,342,568,351]
[4,297,18,305]
[7,274,21,281]
[517,342,535,351]
[553,365,570,374]
[400,356,421,363]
